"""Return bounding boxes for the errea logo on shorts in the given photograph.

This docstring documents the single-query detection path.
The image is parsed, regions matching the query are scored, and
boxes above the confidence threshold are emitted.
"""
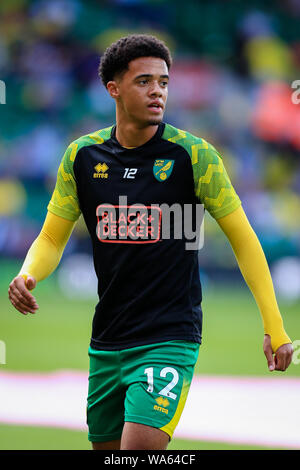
[153,396,170,414]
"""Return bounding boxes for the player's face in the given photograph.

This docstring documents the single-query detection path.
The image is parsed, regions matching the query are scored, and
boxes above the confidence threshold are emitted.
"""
[110,56,169,126]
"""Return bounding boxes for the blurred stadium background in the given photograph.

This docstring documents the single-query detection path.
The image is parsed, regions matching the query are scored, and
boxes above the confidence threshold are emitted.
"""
[0,0,300,450]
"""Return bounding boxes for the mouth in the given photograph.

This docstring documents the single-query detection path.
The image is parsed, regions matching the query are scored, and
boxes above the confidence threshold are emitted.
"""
[148,102,163,113]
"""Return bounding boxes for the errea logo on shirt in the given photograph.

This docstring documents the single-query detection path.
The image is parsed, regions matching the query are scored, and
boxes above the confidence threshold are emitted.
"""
[94,163,109,178]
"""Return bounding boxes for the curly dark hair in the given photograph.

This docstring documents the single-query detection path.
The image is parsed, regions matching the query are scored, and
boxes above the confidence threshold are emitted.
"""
[98,34,172,87]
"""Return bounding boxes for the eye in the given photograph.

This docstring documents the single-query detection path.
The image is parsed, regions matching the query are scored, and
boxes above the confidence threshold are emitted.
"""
[138,79,148,85]
[161,81,168,87]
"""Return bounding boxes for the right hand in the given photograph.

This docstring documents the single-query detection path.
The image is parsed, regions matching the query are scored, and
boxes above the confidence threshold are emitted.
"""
[263,334,293,372]
[8,275,39,315]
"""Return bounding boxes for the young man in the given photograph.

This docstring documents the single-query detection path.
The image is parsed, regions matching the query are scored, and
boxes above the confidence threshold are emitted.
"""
[8,34,293,450]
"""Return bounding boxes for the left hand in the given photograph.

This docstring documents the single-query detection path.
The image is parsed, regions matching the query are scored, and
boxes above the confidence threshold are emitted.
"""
[263,334,294,372]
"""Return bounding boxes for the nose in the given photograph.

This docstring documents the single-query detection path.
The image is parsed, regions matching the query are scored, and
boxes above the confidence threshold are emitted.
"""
[149,80,162,97]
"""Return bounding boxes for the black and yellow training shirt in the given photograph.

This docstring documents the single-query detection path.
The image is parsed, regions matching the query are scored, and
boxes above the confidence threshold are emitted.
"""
[47,123,241,350]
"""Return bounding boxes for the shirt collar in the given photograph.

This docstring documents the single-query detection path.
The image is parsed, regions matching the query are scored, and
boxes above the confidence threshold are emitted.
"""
[110,123,165,154]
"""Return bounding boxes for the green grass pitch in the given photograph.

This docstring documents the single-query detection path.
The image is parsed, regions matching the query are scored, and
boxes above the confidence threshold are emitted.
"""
[1,261,299,449]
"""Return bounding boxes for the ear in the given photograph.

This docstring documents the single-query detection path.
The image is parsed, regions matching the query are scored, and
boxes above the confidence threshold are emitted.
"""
[107,80,120,99]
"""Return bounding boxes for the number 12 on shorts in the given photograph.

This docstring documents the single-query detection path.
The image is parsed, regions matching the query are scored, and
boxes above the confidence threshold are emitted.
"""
[144,367,179,400]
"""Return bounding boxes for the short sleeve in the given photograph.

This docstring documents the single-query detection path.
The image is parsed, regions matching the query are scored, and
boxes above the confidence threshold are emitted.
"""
[47,142,81,222]
[194,141,241,220]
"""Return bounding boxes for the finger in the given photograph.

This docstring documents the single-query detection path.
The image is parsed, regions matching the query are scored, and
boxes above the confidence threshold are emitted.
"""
[10,297,29,315]
[8,281,35,306]
[9,294,31,315]
[285,353,293,369]
[12,290,38,308]
[9,287,38,310]
[9,291,38,314]
[9,282,39,308]
[10,293,37,314]
[274,353,286,371]
[264,345,275,371]
[26,277,36,291]
[8,287,38,309]
[11,298,37,314]
[268,359,275,371]
[12,277,37,304]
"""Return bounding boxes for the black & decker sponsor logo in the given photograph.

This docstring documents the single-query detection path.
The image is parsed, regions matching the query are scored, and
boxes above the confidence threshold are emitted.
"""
[96,204,161,244]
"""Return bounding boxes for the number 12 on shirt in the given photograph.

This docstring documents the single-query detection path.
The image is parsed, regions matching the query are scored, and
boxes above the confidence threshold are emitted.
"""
[123,168,138,179]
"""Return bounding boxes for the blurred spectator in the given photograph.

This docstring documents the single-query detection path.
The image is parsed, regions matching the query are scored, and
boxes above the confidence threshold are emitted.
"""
[0,0,299,272]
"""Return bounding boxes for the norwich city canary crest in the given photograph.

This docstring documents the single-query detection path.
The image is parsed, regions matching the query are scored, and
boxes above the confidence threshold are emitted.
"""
[153,159,174,182]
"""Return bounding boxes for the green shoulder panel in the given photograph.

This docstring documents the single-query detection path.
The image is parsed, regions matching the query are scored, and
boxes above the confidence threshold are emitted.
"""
[47,126,113,221]
[162,123,241,219]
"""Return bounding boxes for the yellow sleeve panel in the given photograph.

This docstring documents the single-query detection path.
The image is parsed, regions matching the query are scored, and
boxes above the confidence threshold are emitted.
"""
[193,141,242,220]
[47,142,81,221]
[47,127,113,221]
[216,205,292,352]
[19,211,76,283]
[161,124,241,220]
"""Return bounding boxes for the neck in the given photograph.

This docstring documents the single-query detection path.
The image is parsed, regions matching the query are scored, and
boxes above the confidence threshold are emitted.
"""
[115,115,159,148]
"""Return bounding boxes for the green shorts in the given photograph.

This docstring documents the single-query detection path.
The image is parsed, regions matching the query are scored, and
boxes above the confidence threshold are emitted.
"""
[87,340,200,442]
